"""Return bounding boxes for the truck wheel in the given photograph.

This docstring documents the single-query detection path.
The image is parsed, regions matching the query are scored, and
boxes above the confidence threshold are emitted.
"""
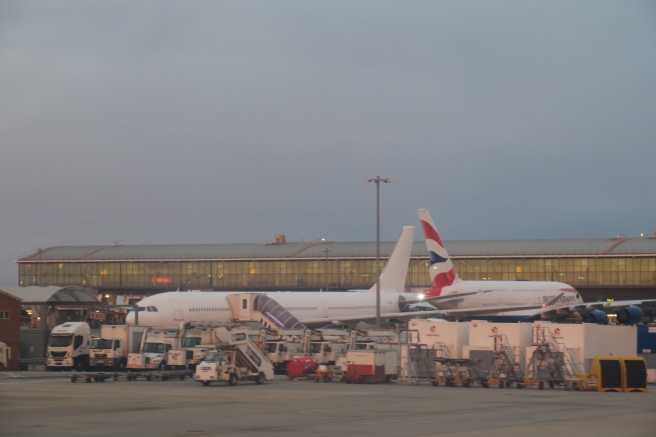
[0,363,4,371]
[255,372,265,385]
[228,373,238,386]
[202,381,210,386]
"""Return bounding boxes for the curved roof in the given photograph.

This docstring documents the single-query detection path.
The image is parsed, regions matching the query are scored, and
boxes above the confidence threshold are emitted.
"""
[0,286,98,304]
[16,237,656,263]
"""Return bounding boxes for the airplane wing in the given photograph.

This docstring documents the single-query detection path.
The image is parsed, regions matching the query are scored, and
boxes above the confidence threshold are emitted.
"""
[398,290,492,310]
[523,298,656,322]
[298,303,547,327]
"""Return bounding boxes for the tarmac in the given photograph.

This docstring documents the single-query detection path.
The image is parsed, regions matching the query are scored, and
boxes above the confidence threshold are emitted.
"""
[1,371,654,437]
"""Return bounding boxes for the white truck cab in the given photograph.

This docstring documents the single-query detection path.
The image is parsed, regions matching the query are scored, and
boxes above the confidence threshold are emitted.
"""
[47,322,91,371]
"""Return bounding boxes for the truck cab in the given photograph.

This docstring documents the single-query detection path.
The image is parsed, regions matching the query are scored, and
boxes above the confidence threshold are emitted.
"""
[90,338,125,370]
[46,322,91,371]
[127,327,180,370]
[264,340,302,374]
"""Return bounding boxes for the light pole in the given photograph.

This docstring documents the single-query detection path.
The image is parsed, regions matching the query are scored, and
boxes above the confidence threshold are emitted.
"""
[322,248,331,291]
[365,176,394,329]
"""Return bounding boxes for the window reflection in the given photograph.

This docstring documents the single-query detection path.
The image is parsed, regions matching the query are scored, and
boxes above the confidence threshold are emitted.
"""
[17,255,656,289]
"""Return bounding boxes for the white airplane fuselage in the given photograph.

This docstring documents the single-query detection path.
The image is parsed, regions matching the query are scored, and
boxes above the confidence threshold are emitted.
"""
[436,281,584,320]
[125,290,402,327]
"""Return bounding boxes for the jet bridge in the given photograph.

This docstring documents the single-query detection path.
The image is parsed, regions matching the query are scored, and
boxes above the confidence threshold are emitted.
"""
[227,294,307,330]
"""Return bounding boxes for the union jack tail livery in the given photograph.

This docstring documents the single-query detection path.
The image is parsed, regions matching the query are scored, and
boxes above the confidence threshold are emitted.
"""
[418,209,460,295]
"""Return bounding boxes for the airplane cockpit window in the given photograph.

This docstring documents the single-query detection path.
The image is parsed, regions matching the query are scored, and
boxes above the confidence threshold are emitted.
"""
[146,307,152,312]
[151,306,158,312]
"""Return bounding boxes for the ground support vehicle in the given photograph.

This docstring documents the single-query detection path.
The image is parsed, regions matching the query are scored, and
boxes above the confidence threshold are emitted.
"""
[47,322,91,371]
[67,369,193,383]
[195,327,274,386]
[342,350,398,384]
[264,339,303,374]
[286,356,318,379]
[432,358,483,387]
[89,325,145,371]
[313,364,343,382]
[126,326,182,371]
[0,341,9,371]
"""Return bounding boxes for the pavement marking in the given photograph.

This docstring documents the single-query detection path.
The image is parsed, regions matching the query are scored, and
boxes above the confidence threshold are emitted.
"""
[0,372,22,378]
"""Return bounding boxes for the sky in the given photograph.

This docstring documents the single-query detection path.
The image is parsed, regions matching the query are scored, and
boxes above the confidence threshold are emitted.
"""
[1,1,655,286]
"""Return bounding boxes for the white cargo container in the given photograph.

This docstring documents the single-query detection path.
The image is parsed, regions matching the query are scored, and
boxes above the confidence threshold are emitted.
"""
[344,350,398,383]
[529,322,638,373]
[463,321,532,359]
[407,319,469,358]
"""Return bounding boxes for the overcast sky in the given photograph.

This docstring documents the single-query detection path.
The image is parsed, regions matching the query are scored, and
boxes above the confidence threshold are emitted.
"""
[1,1,655,286]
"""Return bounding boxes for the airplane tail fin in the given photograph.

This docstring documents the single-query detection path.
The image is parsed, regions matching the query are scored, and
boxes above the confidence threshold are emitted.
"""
[368,226,415,294]
[418,209,460,296]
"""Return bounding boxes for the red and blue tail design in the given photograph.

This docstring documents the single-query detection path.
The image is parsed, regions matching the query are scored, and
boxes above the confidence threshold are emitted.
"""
[418,209,460,296]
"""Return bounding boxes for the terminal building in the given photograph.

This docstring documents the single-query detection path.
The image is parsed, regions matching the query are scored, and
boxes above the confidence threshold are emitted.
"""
[16,235,656,307]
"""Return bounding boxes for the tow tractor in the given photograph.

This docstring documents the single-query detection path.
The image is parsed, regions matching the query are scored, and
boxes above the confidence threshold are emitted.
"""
[313,364,344,383]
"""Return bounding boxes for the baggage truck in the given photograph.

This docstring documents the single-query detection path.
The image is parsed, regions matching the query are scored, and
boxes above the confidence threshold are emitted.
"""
[46,322,91,371]
[89,325,146,371]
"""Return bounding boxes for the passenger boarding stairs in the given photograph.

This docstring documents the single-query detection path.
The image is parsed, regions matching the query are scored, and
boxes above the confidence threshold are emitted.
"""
[491,334,526,384]
[214,327,274,380]
[227,294,307,330]
[526,326,582,385]
[399,330,435,383]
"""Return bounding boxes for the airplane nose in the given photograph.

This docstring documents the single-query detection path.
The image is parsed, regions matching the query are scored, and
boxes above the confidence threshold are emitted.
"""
[125,311,135,325]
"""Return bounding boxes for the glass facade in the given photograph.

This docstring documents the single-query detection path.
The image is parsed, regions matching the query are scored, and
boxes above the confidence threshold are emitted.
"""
[18,256,656,290]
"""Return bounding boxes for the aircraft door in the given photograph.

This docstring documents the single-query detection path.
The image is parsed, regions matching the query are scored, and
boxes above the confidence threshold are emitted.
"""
[226,294,254,321]
[239,294,251,321]
[169,300,183,321]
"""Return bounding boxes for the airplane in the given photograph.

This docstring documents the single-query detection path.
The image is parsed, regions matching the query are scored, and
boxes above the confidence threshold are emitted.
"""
[125,221,550,328]
[126,226,423,329]
[418,208,656,325]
